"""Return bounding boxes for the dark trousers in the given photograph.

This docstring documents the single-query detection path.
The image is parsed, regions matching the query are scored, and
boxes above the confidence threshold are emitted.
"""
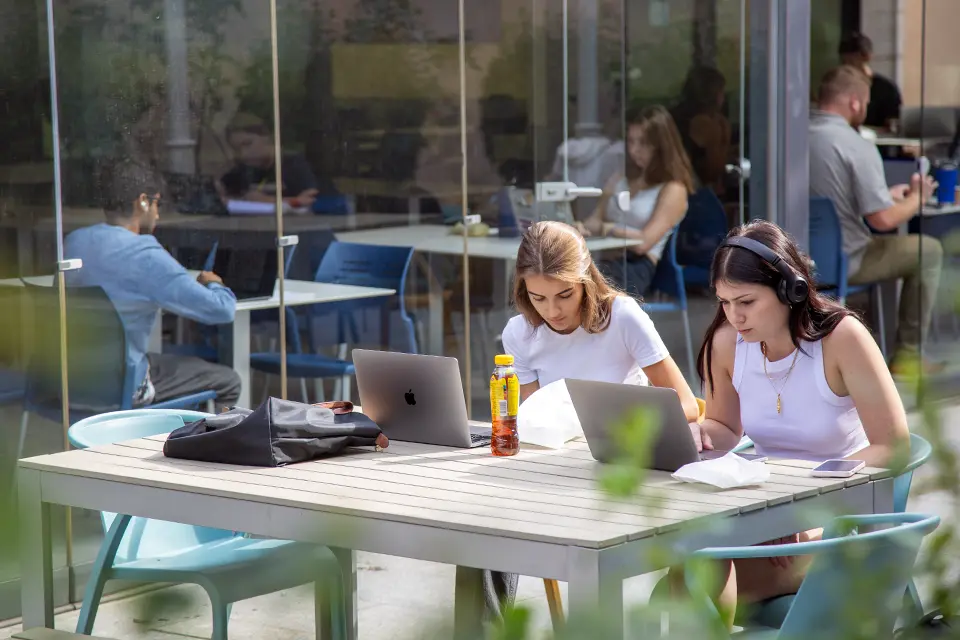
[483,570,519,621]
[596,254,657,297]
[147,353,241,408]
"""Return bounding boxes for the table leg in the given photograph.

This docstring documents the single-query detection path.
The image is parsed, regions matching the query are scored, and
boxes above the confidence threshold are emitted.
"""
[873,477,895,514]
[220,311,251,408]
[566,547,623,640]
[19,468,54,629]
[453,566,485,640]
[415,254,445,356]
[326,547,357,640]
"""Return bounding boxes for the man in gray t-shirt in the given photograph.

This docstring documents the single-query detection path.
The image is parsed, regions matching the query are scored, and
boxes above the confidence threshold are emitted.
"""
[808,66,941,371]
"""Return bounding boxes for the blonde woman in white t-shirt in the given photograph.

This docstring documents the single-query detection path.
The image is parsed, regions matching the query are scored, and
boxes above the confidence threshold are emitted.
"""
[503,220,700,414]
[482,220,705,618]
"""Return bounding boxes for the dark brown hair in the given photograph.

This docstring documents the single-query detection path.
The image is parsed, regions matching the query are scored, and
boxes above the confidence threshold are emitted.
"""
[817,65,871,106]
[838,32,873,57]
[697,220,857,395]
[225,112,272,138]
[625,105,696,194]
[513,221,620,334]
[96,159,165,222]
[680,66,727,111]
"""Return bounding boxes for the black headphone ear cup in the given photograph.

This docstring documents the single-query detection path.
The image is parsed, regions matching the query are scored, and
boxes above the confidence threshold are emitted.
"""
[792,276,810,304]
[776,279,790,305]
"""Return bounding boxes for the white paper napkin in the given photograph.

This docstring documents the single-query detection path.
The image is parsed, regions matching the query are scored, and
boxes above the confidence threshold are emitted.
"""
[671,452,770,489]
[517,380,583,449]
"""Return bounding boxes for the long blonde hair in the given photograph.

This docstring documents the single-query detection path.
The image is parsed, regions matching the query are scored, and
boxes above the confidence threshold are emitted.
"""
[513,221,620,333]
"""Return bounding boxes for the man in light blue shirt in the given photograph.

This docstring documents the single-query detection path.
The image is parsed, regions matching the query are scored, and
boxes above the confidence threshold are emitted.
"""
[65,162,241,407]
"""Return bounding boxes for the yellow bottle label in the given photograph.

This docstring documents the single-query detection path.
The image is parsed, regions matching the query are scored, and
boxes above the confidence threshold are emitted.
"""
[506,374,519,417]
[490,374,503,418]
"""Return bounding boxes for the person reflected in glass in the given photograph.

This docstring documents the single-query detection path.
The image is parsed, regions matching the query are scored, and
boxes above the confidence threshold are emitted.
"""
[839,32,902,134]
[670,66,732,196]
[218,112,320,211]
[576,106,695,297]
[684,220,909,627]
[65,161,240,409]
[483,220,705,617]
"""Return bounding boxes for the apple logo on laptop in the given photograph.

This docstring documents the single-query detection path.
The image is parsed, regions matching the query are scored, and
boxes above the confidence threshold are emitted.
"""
[404,389,416,406]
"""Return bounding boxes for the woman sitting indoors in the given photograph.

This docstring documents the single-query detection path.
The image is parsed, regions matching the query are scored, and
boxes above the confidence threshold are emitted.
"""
[577,105,695,297]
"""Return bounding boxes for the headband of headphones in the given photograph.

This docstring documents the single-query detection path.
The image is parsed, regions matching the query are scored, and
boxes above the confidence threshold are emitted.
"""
[719,236,809,305]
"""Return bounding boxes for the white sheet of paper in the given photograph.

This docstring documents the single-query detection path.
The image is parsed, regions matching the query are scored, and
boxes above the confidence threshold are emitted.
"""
[517,380,583,449]
[671,452,770,489]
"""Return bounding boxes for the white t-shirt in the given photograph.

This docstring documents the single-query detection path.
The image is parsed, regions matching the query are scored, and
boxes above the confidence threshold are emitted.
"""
[501,296,669,388]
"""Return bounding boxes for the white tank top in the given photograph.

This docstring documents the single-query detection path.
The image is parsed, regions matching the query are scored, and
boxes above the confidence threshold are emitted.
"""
[605,179,670,261]
[732,336,869,462]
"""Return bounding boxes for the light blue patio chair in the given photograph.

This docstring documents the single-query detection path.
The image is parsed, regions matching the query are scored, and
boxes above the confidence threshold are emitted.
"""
[679,513,939,639]
[68,409,346,640]
[729,433,934,626]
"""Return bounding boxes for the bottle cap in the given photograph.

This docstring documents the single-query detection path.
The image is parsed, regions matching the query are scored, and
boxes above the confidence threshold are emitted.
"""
[494,354,514,366]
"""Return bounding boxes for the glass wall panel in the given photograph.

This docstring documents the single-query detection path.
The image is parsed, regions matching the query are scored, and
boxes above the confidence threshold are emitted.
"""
[271,0,470,407]
[901,0,960,379]
[43,0,281,592]
[619,0,748,387]
[0,0,69,618]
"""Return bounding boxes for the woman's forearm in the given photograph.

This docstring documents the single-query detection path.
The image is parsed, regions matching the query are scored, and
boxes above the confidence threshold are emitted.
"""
[700,418,742,451]
[845,444,896,468]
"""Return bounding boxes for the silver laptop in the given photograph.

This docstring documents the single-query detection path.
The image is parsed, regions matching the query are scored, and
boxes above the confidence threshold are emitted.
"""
[352,350,492,448]
[566,379,702,471]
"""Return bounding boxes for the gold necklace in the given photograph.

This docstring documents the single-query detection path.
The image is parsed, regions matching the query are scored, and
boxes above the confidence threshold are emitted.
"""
[761,342,801,414]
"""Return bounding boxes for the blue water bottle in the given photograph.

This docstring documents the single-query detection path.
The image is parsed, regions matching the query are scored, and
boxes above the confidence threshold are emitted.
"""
[934,162,958,204]
[497,187,520,237]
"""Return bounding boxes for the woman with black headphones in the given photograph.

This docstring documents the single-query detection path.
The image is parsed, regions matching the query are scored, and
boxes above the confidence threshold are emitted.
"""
[689,220,909,623]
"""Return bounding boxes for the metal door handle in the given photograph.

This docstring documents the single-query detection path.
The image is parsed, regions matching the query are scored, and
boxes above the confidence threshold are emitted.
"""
[725,158,752,180]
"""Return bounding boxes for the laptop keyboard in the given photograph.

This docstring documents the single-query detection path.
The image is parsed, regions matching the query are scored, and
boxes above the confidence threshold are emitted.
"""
[470,433,491,444]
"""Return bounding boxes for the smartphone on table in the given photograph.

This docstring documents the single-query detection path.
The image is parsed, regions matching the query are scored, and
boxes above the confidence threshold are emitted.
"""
[811,459,865,478]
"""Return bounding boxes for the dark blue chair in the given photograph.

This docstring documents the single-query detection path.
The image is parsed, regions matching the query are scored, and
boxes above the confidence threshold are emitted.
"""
[16,284,215,462]
[809,197,887,359]
[677,188,728,287]
[0,368,25,405]
[644,230,695,380]
[249,242,416,402]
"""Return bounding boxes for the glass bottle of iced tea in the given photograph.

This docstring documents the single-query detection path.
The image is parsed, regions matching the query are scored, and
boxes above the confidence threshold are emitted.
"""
[490,354,519,456]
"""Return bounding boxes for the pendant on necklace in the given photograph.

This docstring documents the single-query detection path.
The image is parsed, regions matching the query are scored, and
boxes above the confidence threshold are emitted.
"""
[776,395,782,414]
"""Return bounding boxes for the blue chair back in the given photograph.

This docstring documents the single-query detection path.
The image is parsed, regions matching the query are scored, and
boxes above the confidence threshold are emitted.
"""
[202,241,219,272]
[893,433,933,513]
[68,409,230,563]
[285,229,336,282]
[676,188,727,285]
[23,284,136,419]
[0,367,25,405]
[808,197,849,295]
[313,241,418,353]
[648,230,686,308]
[777,513,938,639]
